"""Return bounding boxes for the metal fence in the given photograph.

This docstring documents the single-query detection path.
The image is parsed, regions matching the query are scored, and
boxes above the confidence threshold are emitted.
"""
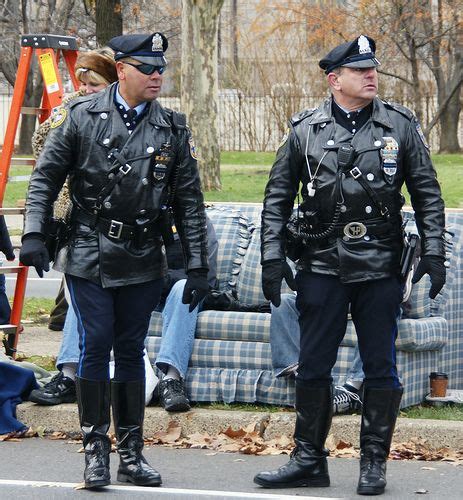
[0,89,458,152]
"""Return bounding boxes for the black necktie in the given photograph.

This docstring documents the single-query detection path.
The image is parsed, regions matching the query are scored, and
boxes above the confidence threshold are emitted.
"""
[126,108,137,122]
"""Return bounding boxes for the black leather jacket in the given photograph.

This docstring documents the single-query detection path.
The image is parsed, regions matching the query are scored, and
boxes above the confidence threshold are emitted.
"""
[261,97,445,282]
[24,84,208,287]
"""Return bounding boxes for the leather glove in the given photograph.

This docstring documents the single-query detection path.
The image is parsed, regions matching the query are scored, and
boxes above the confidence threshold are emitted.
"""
[19,236,50,278]
[262,260,297,307]
[412,255,446,299]
[182,269,210,313]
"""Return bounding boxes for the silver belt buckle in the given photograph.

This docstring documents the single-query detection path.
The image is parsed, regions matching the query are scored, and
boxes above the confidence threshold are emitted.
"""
[108,220,123,239]
[343,222,367,239]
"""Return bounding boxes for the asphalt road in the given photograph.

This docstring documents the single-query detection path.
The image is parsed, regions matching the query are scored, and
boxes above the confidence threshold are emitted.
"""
[0,438,462,499]
[5,251,62,299]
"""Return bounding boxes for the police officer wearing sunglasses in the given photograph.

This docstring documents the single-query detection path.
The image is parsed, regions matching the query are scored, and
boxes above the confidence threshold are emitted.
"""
[255,36,445,495]
[20,33,209,489]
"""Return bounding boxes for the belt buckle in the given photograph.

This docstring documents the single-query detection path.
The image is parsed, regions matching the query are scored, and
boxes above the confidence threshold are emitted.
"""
[349,167,362,179]
[343,222,367,239]
[108,220,123,239]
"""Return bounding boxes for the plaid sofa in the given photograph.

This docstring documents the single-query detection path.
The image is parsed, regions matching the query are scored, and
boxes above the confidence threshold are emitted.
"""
[145,204,463,409]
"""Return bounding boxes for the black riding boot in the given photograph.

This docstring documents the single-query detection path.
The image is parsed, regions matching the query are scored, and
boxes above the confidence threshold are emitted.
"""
[111,379,162,487]
[254,383,332,488]
[76,377,111,489]
[357,386,403,496]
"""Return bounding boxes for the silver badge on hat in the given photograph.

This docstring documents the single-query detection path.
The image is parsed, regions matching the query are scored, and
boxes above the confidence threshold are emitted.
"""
[358,35,371,54]
[152,33,163,51]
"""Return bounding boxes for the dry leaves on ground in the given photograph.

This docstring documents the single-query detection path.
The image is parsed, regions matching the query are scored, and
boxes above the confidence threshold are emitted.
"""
[4,423,463,467]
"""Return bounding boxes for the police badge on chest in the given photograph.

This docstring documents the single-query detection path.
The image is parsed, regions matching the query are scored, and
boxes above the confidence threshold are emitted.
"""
[152,142,174,182]
[380,137,399,184]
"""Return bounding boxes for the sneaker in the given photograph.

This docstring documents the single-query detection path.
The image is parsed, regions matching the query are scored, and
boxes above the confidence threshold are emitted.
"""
[333,384,363,415]
[159,378,190,412]
[28,371,77,405]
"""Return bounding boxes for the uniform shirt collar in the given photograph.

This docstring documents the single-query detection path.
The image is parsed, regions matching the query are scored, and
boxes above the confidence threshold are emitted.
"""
[115,83,147,115]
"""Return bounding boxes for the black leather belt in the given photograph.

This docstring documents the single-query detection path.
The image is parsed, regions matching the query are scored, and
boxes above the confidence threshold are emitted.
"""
[73,209,158,241]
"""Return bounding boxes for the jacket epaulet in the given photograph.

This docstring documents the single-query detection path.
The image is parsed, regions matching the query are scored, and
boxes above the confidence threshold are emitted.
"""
[382,100,414,121]
[290,108,316,126]
[68,93,95,109]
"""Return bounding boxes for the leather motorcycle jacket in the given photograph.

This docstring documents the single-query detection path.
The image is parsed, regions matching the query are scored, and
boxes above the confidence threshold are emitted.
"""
[261,97,445,282]
[24,83,208,287]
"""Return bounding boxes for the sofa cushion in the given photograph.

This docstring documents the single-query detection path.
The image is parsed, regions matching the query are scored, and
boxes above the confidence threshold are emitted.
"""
[205,206,254,291]
[401,274,432,319]
[341,315,448,351]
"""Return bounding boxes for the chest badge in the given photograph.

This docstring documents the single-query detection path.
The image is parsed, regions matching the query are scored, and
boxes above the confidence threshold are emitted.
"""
[381,136,399,182]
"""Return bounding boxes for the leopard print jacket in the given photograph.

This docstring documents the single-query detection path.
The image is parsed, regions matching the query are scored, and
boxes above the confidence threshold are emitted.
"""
[31,90,85,220]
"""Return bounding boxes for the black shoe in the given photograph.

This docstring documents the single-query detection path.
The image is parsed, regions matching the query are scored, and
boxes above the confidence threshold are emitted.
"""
[29,372,77,405]
[333,384,362,415]
[357,456,387,495]
[159,378,190,412]
[48,323,64,331]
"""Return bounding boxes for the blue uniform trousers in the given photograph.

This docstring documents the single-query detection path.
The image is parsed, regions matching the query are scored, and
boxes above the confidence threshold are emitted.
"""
[65,275,162,382]
[295,271,402,389]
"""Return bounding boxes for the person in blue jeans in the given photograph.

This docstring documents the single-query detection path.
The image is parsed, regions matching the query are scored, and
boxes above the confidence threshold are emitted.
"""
[271,293,363,414]
[29,215,218,412]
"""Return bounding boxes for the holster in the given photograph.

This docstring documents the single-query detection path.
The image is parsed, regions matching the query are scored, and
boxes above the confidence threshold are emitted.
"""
[44,217,71,262]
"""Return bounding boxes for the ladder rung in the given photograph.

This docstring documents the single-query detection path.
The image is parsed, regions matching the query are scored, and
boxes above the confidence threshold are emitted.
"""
[0,324,19,334]
[11,157,36,166]
[0,265,27,274]
[0,207,25,215]
[20,106,45,115]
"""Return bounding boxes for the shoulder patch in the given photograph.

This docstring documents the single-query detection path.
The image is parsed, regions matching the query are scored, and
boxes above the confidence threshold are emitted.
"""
[189,135,198,159]
[50,108,67,129]
[290,108,315,126]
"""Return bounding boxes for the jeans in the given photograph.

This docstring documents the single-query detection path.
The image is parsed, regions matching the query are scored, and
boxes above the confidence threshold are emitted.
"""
[270,292,365,382]
[56,303,80,370]
[155,279,201,379]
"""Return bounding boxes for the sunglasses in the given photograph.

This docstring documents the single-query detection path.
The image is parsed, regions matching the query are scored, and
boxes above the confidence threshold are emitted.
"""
[124,62,166,75]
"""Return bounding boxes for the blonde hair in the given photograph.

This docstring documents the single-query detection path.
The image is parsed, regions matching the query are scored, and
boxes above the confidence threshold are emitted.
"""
[75,47,117,86]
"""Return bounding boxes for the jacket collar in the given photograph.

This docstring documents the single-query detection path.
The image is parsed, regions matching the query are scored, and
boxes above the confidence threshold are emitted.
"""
[308,96,393,129]
[86,83,171,127]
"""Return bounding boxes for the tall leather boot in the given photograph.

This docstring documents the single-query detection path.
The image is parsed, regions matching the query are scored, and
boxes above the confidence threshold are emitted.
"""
[111,379,162,487]
[75,377,111,489]
[357,387,403,496]
[254,383,332,488]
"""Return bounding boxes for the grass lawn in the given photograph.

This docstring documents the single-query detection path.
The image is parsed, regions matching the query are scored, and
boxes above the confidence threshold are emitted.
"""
[6,152,462,207]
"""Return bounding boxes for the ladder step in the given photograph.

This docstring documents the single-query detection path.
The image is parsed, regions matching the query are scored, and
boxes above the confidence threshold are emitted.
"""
[11,157,36,167]
[0,265,27,274]
[0,324,20,334]
[0,207,25,215]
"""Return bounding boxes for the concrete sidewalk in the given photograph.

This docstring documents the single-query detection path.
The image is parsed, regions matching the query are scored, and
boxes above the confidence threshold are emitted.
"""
[12,325,463,452]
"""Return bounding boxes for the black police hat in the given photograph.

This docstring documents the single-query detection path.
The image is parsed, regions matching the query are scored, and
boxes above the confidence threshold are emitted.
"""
[319,35,380,74]
[108,32,168,66]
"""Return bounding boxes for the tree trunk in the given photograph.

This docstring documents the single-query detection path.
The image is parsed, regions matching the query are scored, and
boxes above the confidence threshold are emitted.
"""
[96,0,122,46]
[181,0,224,192]
[437,88,462,153]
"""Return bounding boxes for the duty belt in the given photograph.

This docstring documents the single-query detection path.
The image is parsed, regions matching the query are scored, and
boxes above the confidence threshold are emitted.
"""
[73,209,159,242]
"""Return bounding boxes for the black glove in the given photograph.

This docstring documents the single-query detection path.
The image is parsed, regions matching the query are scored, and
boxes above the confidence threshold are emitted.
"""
[182,269,210,313]
[412,255,446,299]
[262,260,297,307]
[19,236,50,278]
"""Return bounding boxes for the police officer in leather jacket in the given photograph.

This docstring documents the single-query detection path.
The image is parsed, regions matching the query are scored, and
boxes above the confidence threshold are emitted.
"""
[255,36,446,496]
[20,33,209,489]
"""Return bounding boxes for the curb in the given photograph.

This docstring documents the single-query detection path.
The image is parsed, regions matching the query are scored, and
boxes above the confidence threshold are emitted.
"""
[17,403,463,451]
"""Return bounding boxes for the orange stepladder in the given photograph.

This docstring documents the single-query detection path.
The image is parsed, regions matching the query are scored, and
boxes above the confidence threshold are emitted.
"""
[0,34,79,357]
